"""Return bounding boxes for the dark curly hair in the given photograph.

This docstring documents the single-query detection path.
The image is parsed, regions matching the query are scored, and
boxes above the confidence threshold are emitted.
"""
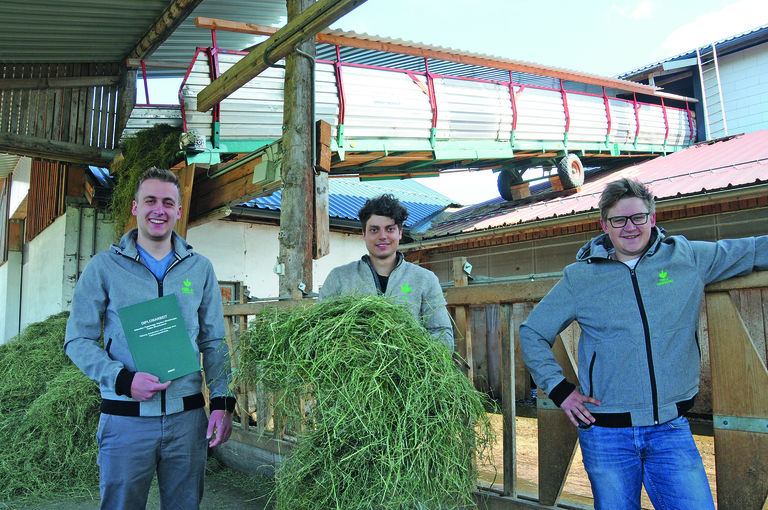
[357,194,409,230]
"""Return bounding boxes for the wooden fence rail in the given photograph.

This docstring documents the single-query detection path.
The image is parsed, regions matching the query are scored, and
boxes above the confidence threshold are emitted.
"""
[221,264,768,509]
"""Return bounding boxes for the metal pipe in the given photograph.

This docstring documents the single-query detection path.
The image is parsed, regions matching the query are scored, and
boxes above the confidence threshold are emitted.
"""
[295,47,317,170]
[140,61,150,104]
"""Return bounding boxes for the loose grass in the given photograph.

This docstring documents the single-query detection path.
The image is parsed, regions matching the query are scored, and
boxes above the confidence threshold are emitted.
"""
[0,312,101,502]
[235,295,495,510]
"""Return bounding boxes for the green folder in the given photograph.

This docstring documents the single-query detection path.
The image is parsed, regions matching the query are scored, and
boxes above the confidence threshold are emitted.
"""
[117,294,201,382]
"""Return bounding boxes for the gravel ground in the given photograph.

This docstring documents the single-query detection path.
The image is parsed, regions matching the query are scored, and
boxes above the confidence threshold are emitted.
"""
[0,458,274,510]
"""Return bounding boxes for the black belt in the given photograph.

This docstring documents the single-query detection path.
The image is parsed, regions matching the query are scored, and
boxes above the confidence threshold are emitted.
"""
[100,393,205,417]
[590,395,696,428]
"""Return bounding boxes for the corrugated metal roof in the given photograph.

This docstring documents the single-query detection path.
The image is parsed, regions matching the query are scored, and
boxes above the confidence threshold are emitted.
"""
[239,177,455,227]
[618,23,768,79]
[0,0,285,67]
[0,154,21,179]
[418,130,768,240]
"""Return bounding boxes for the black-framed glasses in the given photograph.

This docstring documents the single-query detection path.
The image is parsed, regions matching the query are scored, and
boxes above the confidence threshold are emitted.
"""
[607,212,650,228]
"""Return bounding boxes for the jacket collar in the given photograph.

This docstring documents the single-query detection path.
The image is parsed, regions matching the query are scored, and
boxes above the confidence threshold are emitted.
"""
[361,251,404,270]
[576,226,666,262]
[113,229,193,260]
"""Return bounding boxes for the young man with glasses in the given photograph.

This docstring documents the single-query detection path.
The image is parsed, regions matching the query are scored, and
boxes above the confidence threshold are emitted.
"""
[519,178,768,509]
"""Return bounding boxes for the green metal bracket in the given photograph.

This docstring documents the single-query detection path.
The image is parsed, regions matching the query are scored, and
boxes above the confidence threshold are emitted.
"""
[510,129,516,148]
[713,415,768,434]
[429,127,437,149]
[336,125,345,160]
[212,121,220,149]
[563,132,569,147]
[611,143,620,157]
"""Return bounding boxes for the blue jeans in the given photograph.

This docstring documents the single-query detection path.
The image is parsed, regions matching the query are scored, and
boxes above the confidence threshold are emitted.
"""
[577,416,714,510]
[96,408,208,510]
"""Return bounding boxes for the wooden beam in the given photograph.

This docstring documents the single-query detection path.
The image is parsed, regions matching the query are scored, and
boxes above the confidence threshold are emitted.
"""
[174,164,195,238]
[195,16,665,99]
[705,292,768,509]
[313,120,331,260]
[195,0,367,112]
[189,156,280,222]
[127,0,205,61]
[0,133,119,167]
[445,278,560,306]
[115,68,137,144]
[0,75,120,90]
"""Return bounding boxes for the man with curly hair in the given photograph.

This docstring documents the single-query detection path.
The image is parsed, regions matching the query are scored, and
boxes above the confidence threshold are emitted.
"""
[319,194,453,347]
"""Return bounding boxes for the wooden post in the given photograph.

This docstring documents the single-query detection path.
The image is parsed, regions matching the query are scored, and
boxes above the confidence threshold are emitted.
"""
[499,303,516,497]
[453,257,473,383]
[537,333,579,506]
[313,120,331,259]
[705,291,768,510]
[278,0,316,300]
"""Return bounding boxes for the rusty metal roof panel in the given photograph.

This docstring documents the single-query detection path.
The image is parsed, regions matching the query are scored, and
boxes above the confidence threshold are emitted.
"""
[418,130,768,239]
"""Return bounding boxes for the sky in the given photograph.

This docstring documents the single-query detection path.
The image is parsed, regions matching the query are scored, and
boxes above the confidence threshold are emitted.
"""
[148,0,768,205]
[329,0,768,205]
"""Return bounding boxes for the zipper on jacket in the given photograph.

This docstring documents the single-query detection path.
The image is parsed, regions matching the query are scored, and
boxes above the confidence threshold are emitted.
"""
[125,250,186,416]
[588,352,597,398]
[156,256,183,415]
[363,254,402,295]
[630,268,660,424]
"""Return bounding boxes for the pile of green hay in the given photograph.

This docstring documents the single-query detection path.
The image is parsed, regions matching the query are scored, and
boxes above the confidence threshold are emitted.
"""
[109,123,182,239]
[235,295,495,510]
[0,312,101,501]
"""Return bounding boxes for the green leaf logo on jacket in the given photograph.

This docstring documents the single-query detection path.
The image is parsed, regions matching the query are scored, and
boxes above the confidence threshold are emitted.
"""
[657,270,674,286]
[400,283,412,296]
[182,278,194,294]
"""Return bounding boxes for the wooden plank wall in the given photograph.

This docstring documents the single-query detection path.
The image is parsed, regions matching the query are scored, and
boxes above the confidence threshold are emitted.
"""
[0,177,10,262]
[26,159,68,242]
[0,62,120,149]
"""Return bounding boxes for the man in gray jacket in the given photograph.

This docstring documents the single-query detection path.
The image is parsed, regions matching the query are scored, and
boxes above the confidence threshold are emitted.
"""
[319,194,453,348]
[65,168,235,510]
[520,178,768,509]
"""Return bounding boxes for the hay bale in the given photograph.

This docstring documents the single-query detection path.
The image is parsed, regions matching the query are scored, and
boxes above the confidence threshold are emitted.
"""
[235,295,495,510]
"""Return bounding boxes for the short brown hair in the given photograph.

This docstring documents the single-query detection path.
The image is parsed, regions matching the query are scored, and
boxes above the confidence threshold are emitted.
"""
[598,178,655,222]
[134,167,181,201]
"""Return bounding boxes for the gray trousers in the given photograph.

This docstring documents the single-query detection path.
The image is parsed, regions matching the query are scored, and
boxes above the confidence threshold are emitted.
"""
[95,408,208,510]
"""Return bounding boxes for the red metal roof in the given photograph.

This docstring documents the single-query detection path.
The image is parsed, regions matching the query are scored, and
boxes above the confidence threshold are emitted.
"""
[421,130,768,239]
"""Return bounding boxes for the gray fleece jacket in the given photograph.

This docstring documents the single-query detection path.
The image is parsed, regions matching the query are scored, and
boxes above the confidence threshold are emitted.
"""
[64,229,234,417]
[520,227,768,427]
[319,253,454,347]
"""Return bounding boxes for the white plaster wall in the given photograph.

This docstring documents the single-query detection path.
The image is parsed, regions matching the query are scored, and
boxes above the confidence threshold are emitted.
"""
[0,252,22,344]
[9,157,30,217]
[719,42,768,135]
[20,214,66,329]
[187,220,364,298]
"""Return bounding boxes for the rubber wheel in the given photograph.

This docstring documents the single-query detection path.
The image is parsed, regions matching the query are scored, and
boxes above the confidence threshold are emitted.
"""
[558,154,585,189]
[497,169,524,201]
